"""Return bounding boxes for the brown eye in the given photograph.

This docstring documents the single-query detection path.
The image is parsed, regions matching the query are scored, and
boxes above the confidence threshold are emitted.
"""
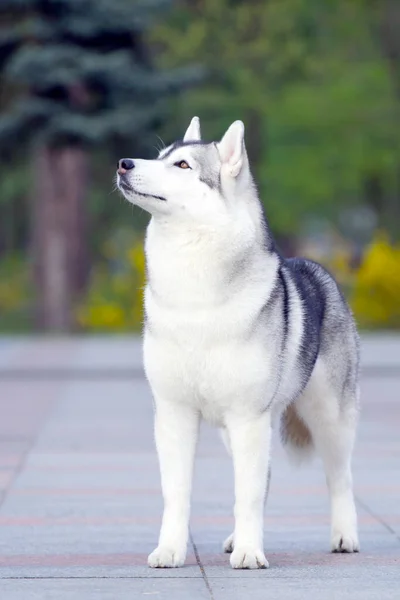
[174,160,190,169]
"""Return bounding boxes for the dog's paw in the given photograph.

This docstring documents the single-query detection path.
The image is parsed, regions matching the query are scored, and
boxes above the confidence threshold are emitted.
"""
[230,547,269,569]
[148,546,186,568]
[331,530,360,553]
[223,533,234,554]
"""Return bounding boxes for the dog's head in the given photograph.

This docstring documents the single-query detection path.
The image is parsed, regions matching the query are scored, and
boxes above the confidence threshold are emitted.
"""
[116,117,254,223]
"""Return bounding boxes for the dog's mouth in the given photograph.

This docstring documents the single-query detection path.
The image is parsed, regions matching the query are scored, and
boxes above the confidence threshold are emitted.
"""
[118,177,133,192]
[117,175,166,202]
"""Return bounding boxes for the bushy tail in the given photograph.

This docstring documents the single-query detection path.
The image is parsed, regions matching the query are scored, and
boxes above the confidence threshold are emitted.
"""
[280,404,315,465]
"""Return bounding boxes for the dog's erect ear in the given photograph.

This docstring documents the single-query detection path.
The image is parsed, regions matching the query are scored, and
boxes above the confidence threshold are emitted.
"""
[217,121,245,177]
[183,116,201,142]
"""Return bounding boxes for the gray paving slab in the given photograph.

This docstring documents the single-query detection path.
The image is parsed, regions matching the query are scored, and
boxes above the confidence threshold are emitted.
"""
[1,578,210,599]
[0,335,399,599]
[209,573,400,600]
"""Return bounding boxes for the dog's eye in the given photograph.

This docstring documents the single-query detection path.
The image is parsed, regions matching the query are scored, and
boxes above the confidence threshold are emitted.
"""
[174,160,190,169]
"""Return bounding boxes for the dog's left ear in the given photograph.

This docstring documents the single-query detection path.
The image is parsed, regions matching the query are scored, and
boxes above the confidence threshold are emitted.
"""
[217,121,245,177]
[183,116,201,142]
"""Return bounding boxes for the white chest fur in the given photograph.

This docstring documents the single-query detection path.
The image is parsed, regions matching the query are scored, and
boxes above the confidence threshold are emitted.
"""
[142,219,281,423]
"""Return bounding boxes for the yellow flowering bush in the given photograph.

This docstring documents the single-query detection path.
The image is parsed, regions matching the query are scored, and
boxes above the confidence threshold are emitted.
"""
[77,234,146,332]
[350,233,400,329]
[1,231,399,332]
[78,230,400,332]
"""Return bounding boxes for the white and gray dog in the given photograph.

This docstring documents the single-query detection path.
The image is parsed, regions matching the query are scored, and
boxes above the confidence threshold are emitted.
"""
[116,117,360,569]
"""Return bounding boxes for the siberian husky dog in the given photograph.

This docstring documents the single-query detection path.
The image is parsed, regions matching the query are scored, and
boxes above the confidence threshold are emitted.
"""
[116,117,360,569]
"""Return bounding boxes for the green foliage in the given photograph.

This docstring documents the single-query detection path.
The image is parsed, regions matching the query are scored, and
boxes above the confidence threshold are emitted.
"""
[152,0,400,238]
[0,0,203,150]
[0,0,399,332]
[0,254,33,332]
[0,0,202,304]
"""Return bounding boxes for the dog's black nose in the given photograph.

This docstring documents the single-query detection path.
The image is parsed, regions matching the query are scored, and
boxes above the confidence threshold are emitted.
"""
[118,158,135,171]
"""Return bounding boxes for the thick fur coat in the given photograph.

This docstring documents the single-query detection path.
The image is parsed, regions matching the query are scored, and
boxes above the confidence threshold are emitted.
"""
[117,117,360,569]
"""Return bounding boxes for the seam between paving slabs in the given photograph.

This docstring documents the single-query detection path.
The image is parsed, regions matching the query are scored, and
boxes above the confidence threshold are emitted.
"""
[1,576,205,580]
[190,531,215,600]
[356,496,400,544]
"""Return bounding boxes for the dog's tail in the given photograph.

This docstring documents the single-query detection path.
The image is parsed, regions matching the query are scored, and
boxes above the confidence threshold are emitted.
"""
[280,403,315,465]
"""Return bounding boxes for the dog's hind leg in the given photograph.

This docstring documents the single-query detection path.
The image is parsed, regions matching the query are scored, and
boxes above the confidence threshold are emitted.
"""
[291,361,360,553]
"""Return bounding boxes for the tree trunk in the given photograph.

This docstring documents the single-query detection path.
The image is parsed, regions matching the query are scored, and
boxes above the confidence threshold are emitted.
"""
[32,145,89,332]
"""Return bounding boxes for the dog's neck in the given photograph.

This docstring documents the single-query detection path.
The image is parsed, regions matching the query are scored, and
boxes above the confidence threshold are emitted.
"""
[144,209,274,310]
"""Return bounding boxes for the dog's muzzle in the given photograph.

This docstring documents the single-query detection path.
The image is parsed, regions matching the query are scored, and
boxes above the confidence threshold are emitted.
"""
[116,159,167,202]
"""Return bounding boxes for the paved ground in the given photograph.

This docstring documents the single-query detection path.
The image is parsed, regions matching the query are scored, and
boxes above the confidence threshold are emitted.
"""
[0,335,399,599]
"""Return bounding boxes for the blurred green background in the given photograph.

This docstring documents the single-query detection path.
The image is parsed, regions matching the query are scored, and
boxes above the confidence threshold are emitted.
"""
[0,0,399,333]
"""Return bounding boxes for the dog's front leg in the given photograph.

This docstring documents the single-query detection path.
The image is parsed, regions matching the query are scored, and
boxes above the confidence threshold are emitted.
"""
[226,411,271,569]
[148,400,199,568]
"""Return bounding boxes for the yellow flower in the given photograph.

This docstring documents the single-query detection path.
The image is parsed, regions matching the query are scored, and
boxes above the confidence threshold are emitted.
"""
[127,243,146,273]
[90,304,125,328]
[76,237,146,332]
[351,232,400,328]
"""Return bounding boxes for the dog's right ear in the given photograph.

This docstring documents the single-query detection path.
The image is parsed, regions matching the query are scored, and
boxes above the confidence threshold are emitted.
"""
[183,116,201,142]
